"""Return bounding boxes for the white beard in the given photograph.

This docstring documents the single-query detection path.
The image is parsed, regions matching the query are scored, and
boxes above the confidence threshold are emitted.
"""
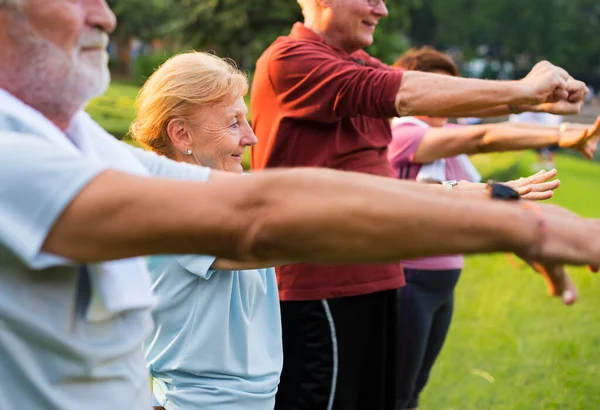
[4,13,110,117]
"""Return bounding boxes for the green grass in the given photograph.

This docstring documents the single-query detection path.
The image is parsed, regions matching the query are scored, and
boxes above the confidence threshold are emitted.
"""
[421,151,600,410]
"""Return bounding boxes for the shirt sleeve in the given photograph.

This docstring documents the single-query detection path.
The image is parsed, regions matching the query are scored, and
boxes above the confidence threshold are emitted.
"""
[174,255,217,280]
[388,123,428,166]
[122,143,212,182]
[268,44,403,123]
[0,132,109,268]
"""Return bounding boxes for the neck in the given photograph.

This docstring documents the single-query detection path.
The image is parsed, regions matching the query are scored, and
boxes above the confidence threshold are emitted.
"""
[0,76,82,132]
[303,19,358,54]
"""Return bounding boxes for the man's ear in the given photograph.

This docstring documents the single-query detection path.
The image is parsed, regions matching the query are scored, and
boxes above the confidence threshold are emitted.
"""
[166,118,192,154]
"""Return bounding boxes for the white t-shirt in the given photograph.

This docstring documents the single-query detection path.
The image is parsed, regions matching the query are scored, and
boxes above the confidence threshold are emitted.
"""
[0,90,211,410]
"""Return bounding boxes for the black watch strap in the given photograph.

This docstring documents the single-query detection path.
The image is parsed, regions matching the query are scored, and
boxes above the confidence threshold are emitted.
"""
[487,182,521,201]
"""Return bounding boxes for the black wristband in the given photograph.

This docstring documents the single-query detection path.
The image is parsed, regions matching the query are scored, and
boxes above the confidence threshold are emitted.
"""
[487,182,521,201]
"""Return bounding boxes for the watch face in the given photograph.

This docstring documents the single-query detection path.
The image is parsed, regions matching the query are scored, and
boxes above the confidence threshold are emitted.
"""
[488,183,520,200]
[442,180,458,188]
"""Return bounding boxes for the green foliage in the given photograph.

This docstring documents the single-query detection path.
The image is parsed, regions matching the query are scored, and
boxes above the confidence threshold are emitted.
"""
[85,81,139,139]
[132,51,178,85]
[406,0,600,79]
[109,0,600,79]
[108,0,178,40]
[166,0,302,69]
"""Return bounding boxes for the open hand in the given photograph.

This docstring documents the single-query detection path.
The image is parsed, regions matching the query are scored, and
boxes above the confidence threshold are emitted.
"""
[502,169,560,201]
[558,117,600,160]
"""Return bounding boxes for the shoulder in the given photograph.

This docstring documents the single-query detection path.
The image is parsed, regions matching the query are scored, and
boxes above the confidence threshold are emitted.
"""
[353,50,390,69]
[265,36,339,66]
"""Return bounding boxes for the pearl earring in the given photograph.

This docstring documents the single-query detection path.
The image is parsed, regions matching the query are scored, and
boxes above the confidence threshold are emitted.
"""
[186,148,193,155]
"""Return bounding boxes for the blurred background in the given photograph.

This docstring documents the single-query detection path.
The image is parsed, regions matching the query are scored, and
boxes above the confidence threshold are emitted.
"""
[89,1,600,408]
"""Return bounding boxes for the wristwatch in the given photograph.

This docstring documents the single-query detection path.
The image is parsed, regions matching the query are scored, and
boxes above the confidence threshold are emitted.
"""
[442,180,458,189]
[487,182,520,200]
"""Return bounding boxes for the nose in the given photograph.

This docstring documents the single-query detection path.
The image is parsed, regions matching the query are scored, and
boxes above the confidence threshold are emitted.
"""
[241,120,258,147]
[373,1,388,18]
[85,0,117,33]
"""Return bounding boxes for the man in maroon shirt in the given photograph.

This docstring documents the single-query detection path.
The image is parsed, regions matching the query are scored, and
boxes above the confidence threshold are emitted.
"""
[250,0,588,409]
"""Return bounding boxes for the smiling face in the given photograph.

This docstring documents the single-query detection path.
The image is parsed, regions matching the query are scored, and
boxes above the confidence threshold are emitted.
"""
[322,0,388,53]
[187,97,258,173]
[0,0,116,127]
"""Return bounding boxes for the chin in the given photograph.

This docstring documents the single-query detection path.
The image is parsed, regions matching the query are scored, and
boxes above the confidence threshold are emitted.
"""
[358,33,374,48]
[226,163,244,174]
[76,62,111,101]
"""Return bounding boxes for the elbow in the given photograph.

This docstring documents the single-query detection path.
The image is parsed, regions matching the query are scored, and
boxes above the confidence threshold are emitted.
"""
[230,174,287,263]
[395,89,418,117]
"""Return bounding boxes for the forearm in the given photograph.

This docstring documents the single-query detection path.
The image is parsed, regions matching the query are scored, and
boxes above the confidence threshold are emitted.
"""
[478,126,560,152]
[247,170,538,262]
[42,169,539,264]
[396,71,530,117]
[446,105,513,118]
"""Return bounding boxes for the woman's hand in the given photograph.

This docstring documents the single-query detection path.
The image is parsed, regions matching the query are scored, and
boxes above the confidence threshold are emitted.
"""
[558,116,600,159]
[502,169,560,201]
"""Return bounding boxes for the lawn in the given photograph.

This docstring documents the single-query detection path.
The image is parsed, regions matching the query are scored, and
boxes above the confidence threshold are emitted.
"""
[422,151,600,410]
[90,82,600,409]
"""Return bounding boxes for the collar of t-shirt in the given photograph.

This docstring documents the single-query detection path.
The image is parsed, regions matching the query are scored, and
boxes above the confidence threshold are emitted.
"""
[392,116,481,183]
[289,22,380,69]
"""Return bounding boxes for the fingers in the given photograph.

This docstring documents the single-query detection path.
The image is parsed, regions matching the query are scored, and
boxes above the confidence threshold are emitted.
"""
[590,117,600,137]
[514,185,533,196]
[530,262,577,305]
[541,100,582,115]
[549,87,568,103]
[521,190,554,201]
[581,143,596,160]
[518,178,560,201]
[510,169,557,187]
[524,61,568,104]
[529,179,561,192]
[551,63,570,82]
[566,78,589,103]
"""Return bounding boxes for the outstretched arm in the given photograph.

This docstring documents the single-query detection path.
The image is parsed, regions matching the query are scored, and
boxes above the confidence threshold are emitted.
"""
[42,167,600,267]
[396,61,588,117]
[411,118,600,163]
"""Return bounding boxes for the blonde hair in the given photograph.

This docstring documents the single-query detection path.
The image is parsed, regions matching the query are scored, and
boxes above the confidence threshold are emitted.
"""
[131,51,248,157]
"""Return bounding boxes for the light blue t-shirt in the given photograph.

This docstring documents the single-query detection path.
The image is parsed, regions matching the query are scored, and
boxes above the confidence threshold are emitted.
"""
[144,256,282,410]
[0,91,213,410]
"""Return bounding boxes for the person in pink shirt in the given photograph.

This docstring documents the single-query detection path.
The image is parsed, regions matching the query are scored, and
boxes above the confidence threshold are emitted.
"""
[389,47,600,410]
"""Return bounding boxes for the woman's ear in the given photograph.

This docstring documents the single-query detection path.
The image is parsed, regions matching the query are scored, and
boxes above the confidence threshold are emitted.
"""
[166,118,192,154]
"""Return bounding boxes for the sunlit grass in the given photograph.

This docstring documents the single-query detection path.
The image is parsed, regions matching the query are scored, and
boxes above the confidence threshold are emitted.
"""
[422,151,600,410]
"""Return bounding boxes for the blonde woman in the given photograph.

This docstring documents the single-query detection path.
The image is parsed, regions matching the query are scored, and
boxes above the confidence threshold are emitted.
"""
[131,52,280,410]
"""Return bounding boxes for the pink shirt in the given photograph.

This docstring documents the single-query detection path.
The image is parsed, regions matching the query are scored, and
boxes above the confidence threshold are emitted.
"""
[388,121,474,271]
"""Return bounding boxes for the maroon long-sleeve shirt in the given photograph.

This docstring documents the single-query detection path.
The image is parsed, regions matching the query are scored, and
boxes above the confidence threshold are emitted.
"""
[251,23,406,301]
